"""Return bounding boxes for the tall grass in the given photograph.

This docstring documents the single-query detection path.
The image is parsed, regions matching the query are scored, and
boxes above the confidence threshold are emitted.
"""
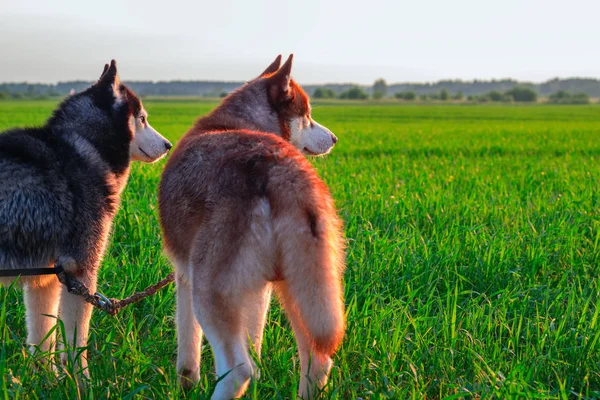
[1,101,599,398]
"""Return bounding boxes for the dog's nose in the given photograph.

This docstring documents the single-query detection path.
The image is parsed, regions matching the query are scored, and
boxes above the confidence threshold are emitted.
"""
[331,135,338,144]
[165,141,173,151]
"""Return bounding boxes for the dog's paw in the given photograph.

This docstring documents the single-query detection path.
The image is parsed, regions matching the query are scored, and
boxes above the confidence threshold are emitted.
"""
[179,368,200,390]
[59,352,90,380]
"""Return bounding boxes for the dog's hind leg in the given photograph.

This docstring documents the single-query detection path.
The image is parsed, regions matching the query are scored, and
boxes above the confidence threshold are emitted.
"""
[191,279,269,400]
[175,269,203,390]
[24,276,61,360]
[246,284,272,358]
[244,283,272,380]
[190,277,250,400]
[189,199,275,399]
[58,269,97,377]
[243,198,275,363]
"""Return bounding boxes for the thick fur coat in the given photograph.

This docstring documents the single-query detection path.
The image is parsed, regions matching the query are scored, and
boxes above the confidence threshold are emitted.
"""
[159,55,345,399]
[0,60,171,375]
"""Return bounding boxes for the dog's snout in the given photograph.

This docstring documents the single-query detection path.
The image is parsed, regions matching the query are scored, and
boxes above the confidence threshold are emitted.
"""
[165,141,173,151]
[331,135,338,145]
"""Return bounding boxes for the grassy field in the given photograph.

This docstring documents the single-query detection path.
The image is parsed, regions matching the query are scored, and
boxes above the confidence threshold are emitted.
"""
[1,100,600,399]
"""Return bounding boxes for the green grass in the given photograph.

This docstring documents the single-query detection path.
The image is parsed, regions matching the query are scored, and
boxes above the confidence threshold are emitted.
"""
[2,100,600,398]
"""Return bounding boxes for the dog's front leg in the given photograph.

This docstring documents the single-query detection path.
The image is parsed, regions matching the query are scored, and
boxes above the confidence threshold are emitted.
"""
[58,268,98,378]
[24,276,62,363]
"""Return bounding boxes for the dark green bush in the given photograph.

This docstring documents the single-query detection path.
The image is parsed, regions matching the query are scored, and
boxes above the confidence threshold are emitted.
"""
[395,91,416,101]
[339,86,368,100]
[313,88,337,99]
[548,90,590,104]
[505,86,537,102]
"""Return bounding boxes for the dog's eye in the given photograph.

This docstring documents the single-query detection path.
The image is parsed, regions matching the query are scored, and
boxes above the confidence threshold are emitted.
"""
[140,116,146,124]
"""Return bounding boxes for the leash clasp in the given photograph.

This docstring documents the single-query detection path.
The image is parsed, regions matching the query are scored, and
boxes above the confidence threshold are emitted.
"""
[95,292,112,308]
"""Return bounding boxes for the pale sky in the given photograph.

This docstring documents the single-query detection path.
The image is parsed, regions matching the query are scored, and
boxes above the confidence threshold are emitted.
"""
[1,0,599,84]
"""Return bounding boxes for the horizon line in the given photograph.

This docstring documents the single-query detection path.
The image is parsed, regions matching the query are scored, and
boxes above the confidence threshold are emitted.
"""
[2,75,600,87]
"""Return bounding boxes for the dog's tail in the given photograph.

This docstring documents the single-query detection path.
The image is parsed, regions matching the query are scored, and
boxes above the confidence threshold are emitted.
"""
[274,203,346,355]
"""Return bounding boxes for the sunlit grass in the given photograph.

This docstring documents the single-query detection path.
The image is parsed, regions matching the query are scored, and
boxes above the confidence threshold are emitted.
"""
[1,100,600,398]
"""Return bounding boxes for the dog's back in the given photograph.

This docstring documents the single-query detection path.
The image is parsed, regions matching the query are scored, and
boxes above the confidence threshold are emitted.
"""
[0,128,74,270]
[161,129,344,272]
[0,121,125,275]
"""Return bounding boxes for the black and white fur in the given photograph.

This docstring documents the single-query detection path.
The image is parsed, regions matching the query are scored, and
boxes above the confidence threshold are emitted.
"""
[0,60,171,375]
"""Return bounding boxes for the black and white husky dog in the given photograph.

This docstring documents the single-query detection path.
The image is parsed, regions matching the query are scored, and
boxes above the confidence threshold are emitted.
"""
[0,60,171,375]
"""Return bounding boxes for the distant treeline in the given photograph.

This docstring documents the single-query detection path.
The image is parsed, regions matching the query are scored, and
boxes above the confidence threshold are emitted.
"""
[388,78,600,97]
[1,77,600,101]
[0,81,242,99]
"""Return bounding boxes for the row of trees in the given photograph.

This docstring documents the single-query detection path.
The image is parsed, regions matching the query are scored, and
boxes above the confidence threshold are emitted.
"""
[547,90,590,104]
[312,87,369,99]
[396,89,463,101]
[467,87,538,102]
[0,88,232,100]
[313,79,544,102]
[313,84,592,104]
[466,88,590,104]
[0,90,59,100]
[312,77,594,104]
[314,85,539,102]
[3,76,600,98]
[388,79,539,102]
[0,78,594,104]
[375,78,600,98]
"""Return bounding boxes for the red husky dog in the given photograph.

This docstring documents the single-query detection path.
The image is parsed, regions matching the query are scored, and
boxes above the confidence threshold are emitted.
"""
[159,55,345,399]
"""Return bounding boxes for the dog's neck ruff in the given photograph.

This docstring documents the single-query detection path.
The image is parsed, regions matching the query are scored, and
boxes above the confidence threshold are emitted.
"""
[60,132,130,196]
[193,105,293,145]
[193,113,262,135]
[277,116,291,141]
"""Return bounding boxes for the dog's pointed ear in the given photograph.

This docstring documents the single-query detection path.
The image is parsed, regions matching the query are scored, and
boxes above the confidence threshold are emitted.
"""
[96,59,122,101]
[99,63,109,80]
[260,54,282,77]
[268,54,293,103]
[98,59,120,86]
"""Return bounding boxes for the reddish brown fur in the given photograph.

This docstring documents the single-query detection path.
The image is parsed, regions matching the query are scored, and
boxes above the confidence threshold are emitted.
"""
[158,56,345,399]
